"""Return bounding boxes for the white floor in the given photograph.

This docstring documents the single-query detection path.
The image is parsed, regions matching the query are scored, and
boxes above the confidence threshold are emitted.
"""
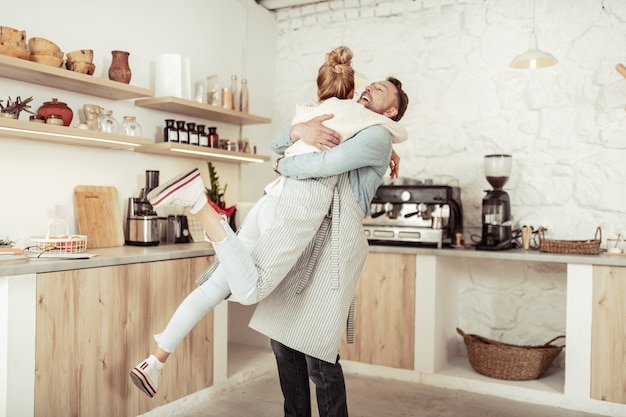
[142,345,607,417]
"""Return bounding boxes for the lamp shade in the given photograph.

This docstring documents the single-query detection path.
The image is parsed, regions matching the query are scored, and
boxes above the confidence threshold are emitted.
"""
[509,32,558,69]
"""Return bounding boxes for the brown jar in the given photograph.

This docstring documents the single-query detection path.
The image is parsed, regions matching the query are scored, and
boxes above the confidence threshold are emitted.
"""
[37,98,73,126]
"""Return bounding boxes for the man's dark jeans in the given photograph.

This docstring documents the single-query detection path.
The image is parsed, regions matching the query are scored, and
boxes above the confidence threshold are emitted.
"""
[271,339,348,417]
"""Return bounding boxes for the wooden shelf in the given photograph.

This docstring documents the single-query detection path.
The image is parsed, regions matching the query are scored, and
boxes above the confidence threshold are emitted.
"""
[0,117,152,150]
[134,96,271,125]
[135,141,271,163]
[0,54,153,100]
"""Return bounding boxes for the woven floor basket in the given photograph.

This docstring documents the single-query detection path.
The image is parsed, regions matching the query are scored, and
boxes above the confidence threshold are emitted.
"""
[457,328,565,381]
[538,226,601,255]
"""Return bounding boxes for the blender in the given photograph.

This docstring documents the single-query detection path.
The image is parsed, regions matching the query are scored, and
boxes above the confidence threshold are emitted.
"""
[476,154,513,250]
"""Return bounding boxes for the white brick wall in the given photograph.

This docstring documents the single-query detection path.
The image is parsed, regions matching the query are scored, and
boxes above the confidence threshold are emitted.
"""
[270,0,626,245]
[267,0,626,349]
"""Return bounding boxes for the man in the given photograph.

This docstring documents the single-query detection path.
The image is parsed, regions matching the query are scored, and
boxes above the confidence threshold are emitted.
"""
[247,77,409,417]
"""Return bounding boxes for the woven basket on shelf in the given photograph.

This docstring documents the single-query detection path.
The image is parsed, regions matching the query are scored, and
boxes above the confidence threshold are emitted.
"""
[538,226,601,255]
[456,328,565,381]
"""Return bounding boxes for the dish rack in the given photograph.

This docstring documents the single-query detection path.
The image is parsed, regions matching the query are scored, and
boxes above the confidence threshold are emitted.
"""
[25,222,88,257]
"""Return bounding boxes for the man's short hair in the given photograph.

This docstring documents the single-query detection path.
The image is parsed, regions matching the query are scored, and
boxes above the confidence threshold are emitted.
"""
[387,77,409,121]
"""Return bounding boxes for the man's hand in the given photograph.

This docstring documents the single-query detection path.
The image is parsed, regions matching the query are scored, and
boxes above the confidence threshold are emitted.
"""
[290,114,341,150]
[389,149,400,178]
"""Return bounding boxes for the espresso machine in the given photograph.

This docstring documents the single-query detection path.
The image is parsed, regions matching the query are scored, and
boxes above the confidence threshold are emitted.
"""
[362,182,463,248]
[125,170,160,246]
[476,154,513,251]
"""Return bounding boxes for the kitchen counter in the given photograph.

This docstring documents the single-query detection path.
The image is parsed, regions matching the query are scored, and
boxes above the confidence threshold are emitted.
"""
[367,243,626,266]
[0,242,215,276]
[2,242,624,277]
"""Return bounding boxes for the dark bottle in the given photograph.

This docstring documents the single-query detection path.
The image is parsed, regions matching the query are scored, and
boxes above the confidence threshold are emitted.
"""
[187,122,199,145]
[208,127,219,148]
[176,120,189,144]
[164,119,178,142]
[197,124,208,147]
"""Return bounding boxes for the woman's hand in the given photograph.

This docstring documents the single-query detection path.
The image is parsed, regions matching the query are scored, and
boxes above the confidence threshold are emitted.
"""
[290,114,341,150]
[389,149,400,178]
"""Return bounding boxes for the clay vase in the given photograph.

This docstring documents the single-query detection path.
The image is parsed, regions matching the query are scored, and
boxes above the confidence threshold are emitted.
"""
[108,50,132,84]
[37,98,73,126]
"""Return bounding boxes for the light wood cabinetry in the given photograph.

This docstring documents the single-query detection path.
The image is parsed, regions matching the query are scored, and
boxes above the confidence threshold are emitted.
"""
[340,252,416,370]
[34,256,213,417]
[591,265,626,404]
[0,54,272,163]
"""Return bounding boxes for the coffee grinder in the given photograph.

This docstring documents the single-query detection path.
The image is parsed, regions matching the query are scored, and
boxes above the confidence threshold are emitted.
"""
[125,170,160,246]
[476,154,513,250]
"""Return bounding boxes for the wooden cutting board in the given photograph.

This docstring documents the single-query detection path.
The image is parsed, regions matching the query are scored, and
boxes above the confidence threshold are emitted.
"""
[74,185,125,248]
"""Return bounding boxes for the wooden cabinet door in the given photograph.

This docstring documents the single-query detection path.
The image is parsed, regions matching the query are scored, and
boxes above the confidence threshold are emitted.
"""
[591,265,626,404]
[34,257,213,417]
[340,252,415,369]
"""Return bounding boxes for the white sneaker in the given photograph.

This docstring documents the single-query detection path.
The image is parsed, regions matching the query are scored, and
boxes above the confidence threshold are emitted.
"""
[147,168,207,214]
[130,355,163,398]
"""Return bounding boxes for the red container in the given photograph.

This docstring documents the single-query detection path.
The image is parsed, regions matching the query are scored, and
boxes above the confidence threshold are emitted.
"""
[37,98,73,127]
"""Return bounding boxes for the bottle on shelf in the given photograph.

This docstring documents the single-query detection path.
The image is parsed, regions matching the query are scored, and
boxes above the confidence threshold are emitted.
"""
[122,116,143,137]
[240,78,249,113]
[176,120,189,144]
[208,127,219,148]
[164,119,178,142]
[230,75,238,111]
[187,122,199,145]
[197,124,208,147]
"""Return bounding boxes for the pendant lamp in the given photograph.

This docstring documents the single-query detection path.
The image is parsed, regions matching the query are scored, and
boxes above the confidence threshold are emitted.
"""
[509,0,557,69]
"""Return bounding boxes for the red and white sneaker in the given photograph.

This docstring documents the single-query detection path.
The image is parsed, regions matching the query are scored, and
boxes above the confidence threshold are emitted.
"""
[130,355,163,398]
[147,168,207,214]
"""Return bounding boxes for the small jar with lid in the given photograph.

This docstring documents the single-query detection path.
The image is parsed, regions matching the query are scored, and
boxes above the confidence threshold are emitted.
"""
[46,114,64,126]
[197,124,208,147]
[164,119,178,142]
[99,109,120,134]
[176,120,189,144]
[122,116,143,137]
[207,127,219,148]
[29,115,46,123]
[187,122,199,145]
[37,98,73,126]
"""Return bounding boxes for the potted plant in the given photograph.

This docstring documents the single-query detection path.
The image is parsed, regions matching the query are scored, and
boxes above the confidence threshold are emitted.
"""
[205,162,237,228]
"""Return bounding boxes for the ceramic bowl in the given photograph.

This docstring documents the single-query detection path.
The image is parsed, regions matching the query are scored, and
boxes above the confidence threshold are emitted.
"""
[0,44,30,60]
[28,37,61,53]
[66,49,93,63]
[66,60,95,75]
[31,49,64,59]
[28,54,63,67]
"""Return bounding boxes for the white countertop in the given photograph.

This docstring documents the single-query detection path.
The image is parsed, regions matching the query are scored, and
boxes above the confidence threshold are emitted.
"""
[2,242,625,277]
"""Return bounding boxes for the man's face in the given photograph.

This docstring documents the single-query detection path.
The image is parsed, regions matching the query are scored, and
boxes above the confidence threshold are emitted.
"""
[357,80,399,119]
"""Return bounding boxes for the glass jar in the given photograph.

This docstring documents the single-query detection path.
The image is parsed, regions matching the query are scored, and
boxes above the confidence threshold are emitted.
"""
[221,88,233,110]
[164,119,178,142]
[187,122,199,145]
[46,114,64,126]
[99,109,120,134]
[122,116,143,137]
[176,120,189,144]
[197,124,208,147]
[207,127,219,148]
[29,115,46,123]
